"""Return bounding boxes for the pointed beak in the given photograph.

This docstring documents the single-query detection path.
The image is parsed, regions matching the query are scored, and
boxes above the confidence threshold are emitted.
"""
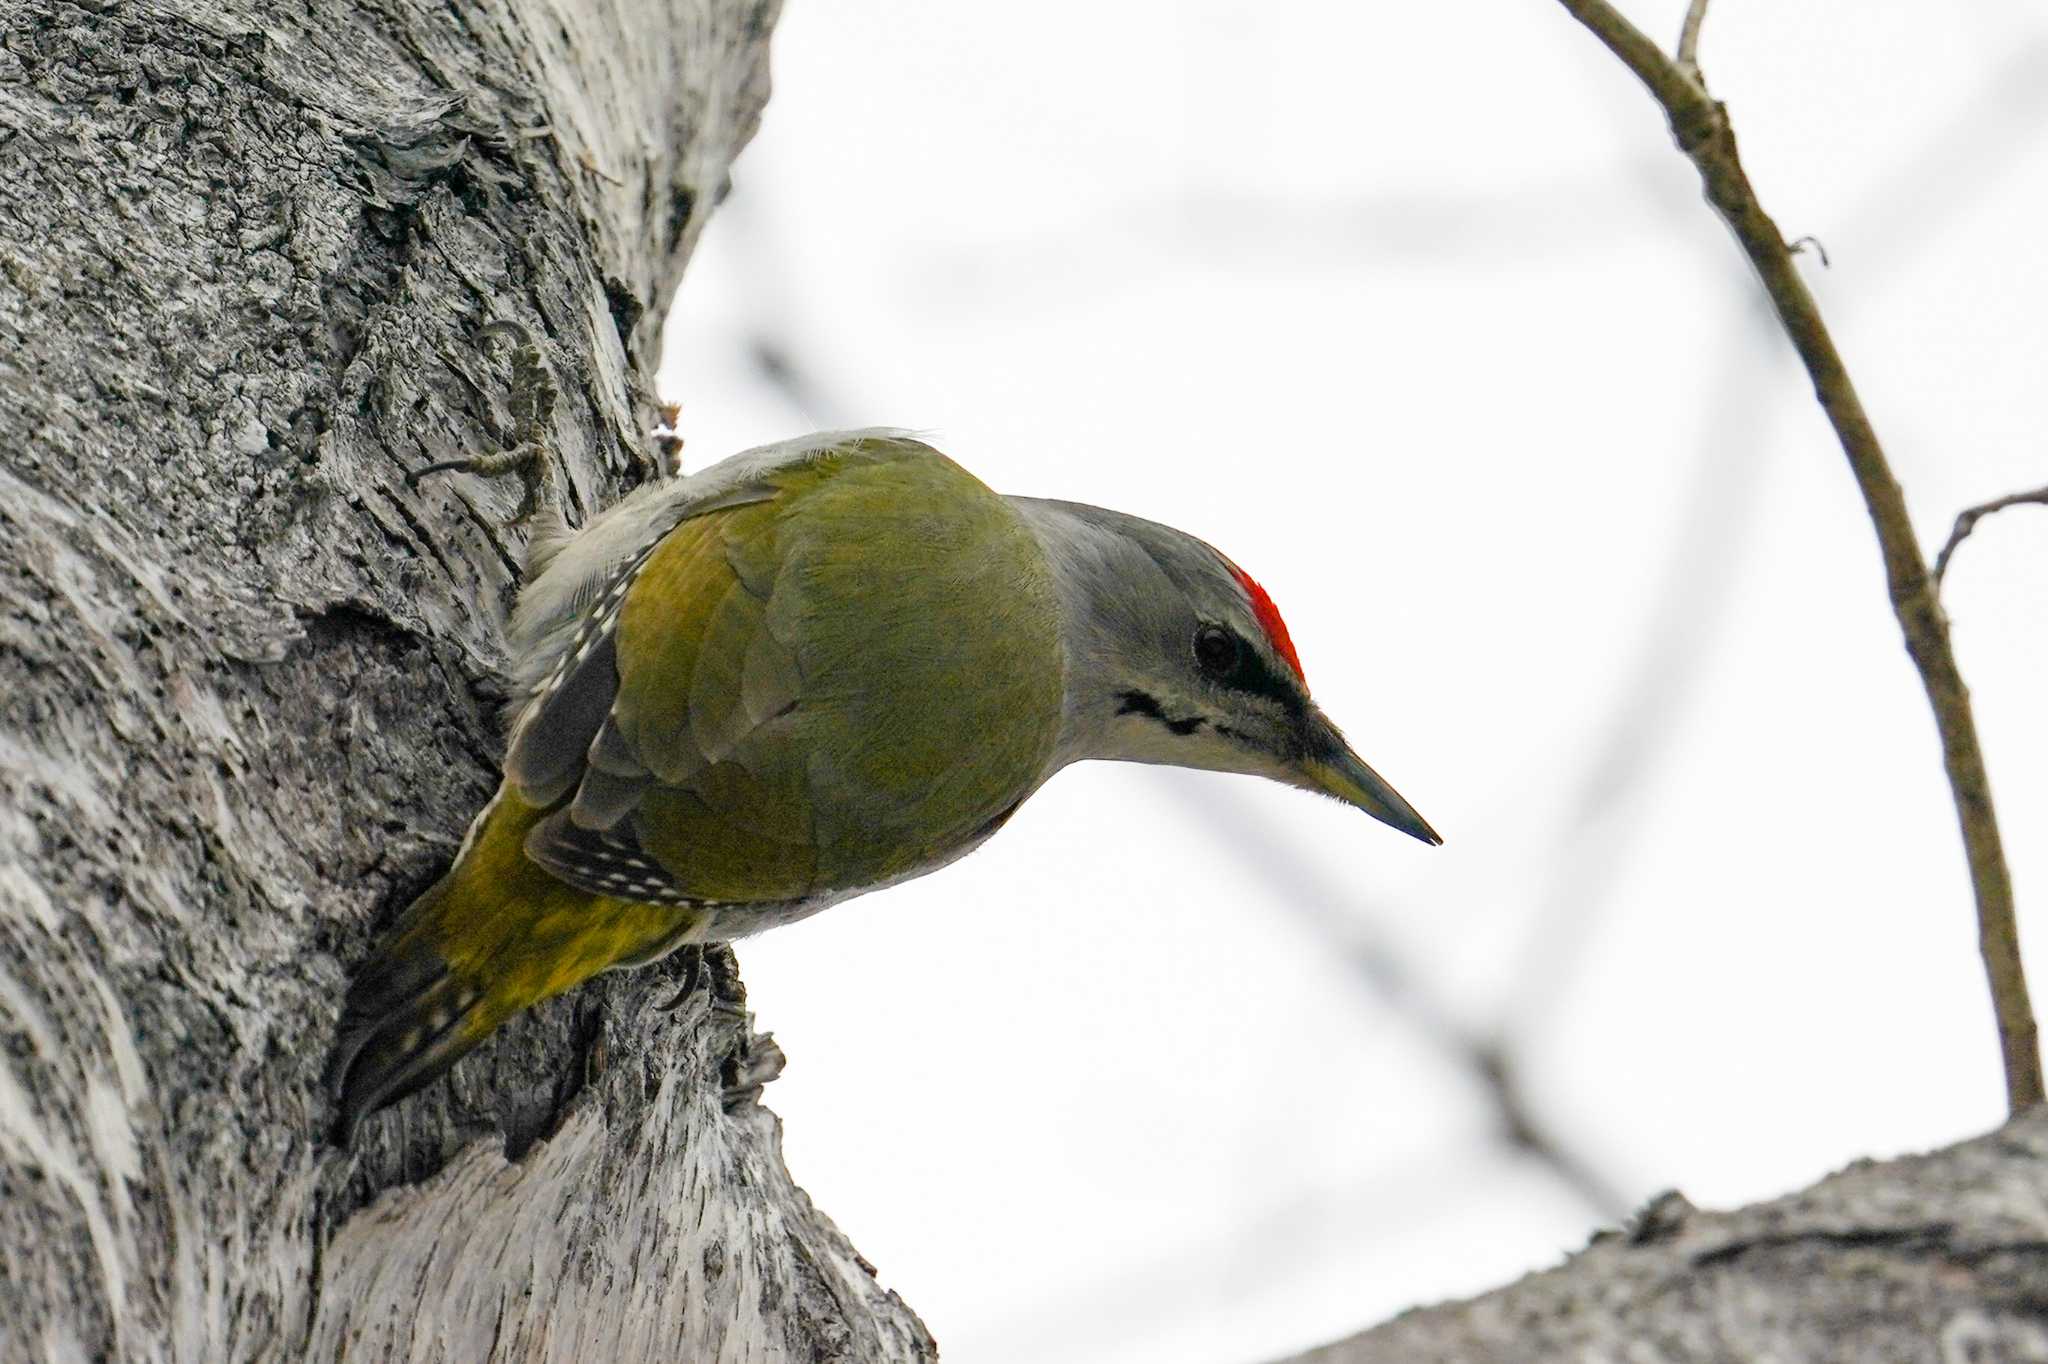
[1298,716,1442,846]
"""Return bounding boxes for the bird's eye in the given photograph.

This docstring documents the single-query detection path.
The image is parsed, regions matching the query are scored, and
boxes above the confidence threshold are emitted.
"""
[1193,624,1240,678]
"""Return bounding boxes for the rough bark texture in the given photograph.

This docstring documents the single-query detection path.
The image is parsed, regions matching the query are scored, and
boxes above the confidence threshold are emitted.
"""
[0,1,934,1360]
[1282,1108,2048,1364]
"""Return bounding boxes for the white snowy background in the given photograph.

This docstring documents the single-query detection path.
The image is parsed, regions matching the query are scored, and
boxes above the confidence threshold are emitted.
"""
[656,3,2048,1361]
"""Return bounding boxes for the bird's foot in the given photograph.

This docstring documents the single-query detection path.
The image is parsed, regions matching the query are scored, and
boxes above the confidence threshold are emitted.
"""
[654,941,748,1015]
[408,320,561,521]
[698,944,781,1107]
[656,944,706,1013]
[655,944,775,1108]
[702,941,747,1018]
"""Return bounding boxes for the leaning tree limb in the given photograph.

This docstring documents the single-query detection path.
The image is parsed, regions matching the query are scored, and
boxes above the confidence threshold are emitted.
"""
[0,1,933,1359]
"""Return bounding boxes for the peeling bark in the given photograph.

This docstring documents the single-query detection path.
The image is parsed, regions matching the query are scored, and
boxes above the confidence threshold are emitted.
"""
[1281,1110,2048,1364]
[0,1,934,1359]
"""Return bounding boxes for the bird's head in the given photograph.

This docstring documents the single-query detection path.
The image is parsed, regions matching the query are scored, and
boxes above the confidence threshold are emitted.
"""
[1017,499,1441,846]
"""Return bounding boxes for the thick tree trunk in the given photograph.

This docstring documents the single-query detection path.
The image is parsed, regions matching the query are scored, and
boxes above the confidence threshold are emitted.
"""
[13,4,2037,1362]
[0,2,933,1359]
[1281,1108,2048,1364]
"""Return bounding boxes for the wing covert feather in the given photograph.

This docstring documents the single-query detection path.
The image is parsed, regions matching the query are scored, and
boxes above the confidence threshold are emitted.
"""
[507,434,1062,911]
[516,470,825,905]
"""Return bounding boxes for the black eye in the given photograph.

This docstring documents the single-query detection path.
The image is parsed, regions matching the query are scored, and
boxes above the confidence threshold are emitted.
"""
[1193,624,1240,678]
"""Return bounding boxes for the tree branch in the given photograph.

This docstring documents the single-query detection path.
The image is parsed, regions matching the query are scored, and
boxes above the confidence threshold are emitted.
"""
[1932,483,2048,591]
[1550,0,2042,1112]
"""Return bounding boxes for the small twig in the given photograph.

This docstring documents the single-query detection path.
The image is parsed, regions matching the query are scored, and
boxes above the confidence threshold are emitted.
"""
[1472,1040,1633,1216]
[1329,905,1631,1217]
[1676,0,1711,77]
[1552,0,2042,1111]
[1788,235,1831,269]
[1168,787,1634,1221]
[1932,484,2048,591]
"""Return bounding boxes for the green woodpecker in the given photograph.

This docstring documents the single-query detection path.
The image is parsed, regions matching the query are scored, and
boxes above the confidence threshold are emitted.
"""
[332,430,1438,1136]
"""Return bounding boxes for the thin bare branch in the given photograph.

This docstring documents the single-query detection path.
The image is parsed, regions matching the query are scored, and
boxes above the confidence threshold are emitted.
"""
[1552,0,2042,1111]
[1788,234,1830,268]
[1933,483,2048,591]
[1511,33,2048,1035]
[1676,0,1711,77]
[1555,1,1711,120]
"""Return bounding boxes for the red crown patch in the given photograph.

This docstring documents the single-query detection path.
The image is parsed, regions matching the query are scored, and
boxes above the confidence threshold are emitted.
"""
[1223,561,1304,684]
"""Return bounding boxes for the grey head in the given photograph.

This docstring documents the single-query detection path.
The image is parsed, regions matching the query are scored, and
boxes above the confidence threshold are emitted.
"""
[1008,497,1440,845]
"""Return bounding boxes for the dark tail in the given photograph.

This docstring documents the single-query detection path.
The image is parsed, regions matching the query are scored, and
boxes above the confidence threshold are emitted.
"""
[327,874,498,1145]
[328,791,696,1143]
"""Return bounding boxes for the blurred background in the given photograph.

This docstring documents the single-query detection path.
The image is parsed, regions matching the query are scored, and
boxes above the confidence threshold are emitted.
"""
[656,3,2048,1360]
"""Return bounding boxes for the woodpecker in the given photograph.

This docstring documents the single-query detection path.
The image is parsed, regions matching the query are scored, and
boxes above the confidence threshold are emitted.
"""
[332,429,1438,1136]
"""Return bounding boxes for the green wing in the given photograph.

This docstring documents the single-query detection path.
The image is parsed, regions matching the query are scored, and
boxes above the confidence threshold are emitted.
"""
[503,435,1063,908]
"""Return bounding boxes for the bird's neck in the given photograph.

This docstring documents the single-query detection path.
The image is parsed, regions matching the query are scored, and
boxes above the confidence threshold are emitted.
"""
[1006,495,1156,772]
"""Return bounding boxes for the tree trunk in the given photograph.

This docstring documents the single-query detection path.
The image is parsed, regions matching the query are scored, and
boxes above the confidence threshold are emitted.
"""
[1280,1108,2048,1364]
[0,2,934,1359]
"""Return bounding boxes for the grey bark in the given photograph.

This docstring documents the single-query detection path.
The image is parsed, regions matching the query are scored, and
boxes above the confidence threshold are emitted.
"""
[0,1,934,1360]
[1281,1108,2048,1364]
[13,2,2038,1362]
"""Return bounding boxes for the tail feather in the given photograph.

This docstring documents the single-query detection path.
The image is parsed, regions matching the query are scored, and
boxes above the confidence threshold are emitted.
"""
[327,791,694,1142]
[328,877,498,1144]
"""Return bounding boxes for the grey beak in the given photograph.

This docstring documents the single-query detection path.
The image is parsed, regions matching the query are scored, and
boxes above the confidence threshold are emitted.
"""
[1298,717,1442,846]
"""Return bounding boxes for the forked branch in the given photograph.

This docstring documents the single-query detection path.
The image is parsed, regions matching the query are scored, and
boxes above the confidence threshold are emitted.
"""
[1551,0,2042,1111]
